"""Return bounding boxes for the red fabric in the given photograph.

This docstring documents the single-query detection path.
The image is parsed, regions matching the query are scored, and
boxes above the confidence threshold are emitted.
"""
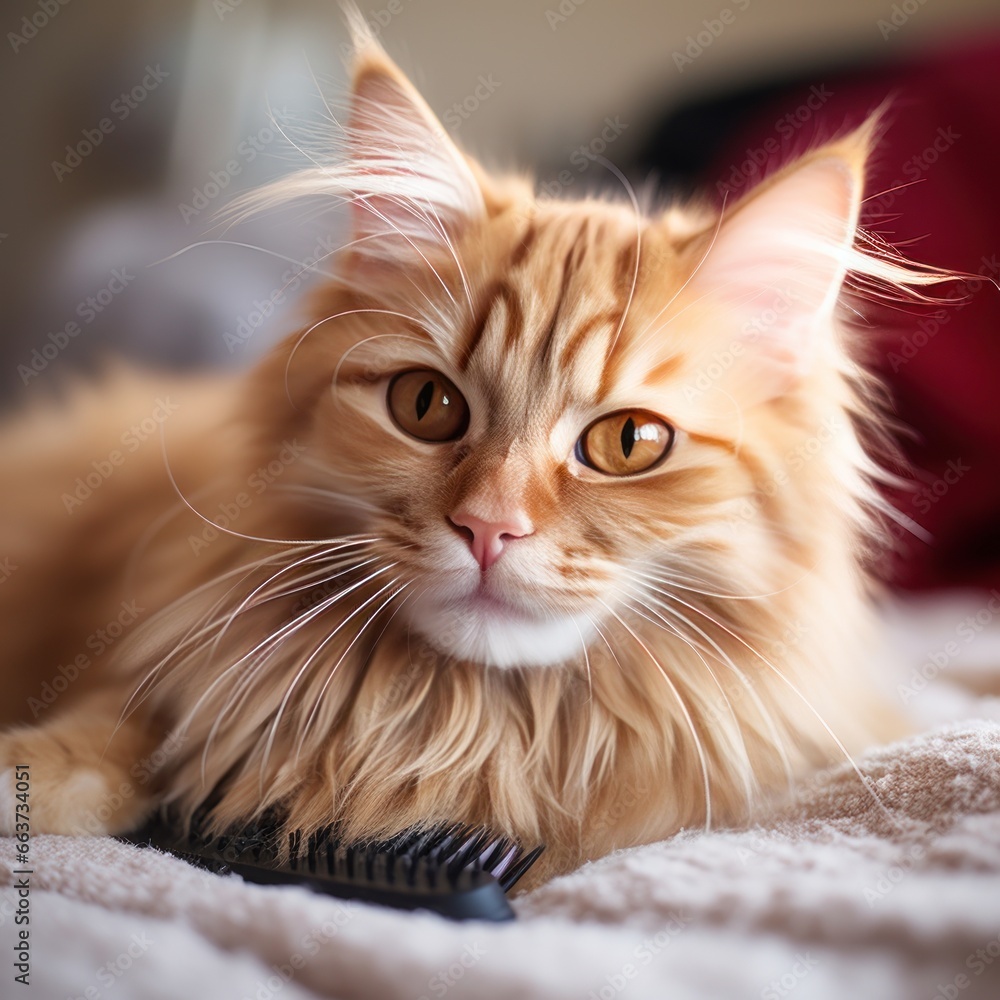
[709,35,1000,591]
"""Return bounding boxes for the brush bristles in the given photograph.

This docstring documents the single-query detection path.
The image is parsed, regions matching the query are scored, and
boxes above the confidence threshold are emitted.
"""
[145,807,544,894]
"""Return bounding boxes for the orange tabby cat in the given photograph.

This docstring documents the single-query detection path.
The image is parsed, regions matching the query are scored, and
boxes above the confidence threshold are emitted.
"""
[0,24,944,885]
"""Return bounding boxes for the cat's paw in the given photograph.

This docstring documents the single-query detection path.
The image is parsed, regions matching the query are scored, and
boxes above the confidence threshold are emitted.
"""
[0,729,153,836]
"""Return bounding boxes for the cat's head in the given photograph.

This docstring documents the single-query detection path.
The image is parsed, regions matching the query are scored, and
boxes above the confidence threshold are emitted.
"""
[251,28,936,670]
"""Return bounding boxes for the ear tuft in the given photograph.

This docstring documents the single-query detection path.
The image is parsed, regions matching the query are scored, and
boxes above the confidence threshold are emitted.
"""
[225,6,485,269]
[342,39,485,255]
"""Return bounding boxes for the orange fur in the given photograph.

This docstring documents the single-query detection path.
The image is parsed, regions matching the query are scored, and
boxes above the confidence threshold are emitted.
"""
[0,30,943,888]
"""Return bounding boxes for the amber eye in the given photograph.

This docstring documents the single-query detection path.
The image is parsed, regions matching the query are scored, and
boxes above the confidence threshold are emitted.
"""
[578,410,674,476]
[387,369,469,442]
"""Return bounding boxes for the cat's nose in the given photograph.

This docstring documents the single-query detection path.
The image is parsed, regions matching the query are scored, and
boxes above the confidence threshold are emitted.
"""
[447,509,534,571]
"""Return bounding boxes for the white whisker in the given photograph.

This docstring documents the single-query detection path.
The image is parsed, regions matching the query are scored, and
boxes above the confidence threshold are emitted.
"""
[636,579,895,825]
[257,575,407,790]
[597,599,713,832]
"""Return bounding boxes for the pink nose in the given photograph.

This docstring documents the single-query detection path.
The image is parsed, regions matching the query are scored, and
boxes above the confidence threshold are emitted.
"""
[448,510,533,571]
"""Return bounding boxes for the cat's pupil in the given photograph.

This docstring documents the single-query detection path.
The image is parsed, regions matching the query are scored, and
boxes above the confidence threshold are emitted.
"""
[415,380,435,421]
[620,417,636,459]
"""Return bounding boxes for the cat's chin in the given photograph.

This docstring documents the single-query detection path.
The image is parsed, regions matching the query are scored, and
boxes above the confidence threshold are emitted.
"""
[405,593,595,669]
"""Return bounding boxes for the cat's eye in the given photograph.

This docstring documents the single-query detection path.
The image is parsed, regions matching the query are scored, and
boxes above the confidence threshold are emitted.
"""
[577,410,674,476]
[387,369,469,442]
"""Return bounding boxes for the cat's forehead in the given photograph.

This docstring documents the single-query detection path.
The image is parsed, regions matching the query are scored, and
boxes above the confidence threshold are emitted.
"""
[455,202,693,418]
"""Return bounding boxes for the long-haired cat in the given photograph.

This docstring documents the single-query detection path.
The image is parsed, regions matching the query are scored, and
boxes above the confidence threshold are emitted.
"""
[0,21,946,887]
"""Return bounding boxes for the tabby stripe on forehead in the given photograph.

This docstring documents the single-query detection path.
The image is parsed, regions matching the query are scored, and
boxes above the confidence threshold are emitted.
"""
[614,242,638,293]
[597,250,637,401]
[508,221,537,268]
[558,311,621,370]
[499,282,526,354]
[460,281,525,368]
[534,241,578,371]
[460,280,502,370]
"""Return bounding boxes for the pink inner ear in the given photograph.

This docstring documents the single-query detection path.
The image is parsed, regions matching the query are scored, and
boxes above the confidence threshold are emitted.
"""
[682,155,861,403]
[342,61,484,259]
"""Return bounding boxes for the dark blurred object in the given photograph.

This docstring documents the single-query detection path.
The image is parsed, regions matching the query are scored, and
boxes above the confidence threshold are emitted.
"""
[629,35,1000,594]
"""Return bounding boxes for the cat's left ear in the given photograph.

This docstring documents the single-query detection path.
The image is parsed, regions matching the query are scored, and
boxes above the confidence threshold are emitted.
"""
[683,124,872,405]
[338,16,486,263]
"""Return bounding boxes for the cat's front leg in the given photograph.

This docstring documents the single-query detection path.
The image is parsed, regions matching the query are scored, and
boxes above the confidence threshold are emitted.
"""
[0,686,166,836]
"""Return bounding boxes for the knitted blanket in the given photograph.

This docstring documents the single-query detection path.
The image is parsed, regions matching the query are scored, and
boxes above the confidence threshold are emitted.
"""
[3,593,1000,1000]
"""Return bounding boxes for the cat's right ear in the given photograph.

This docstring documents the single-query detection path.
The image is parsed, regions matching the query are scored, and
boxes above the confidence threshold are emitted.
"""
[229,13,486,272]
[337,12,486,264]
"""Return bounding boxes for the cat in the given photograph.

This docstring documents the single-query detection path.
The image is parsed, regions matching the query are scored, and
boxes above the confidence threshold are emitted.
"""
[0,19,946,887]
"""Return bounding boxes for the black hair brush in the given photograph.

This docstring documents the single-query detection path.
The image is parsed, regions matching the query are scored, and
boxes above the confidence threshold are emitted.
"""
[123,808,544,922]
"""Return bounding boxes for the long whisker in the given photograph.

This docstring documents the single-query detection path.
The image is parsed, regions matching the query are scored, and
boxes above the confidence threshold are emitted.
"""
[591,155,641,353]
[183,560,397,768]
[257,575,407,790]
[571,617,593,702]
[640,580,896,825]
[206,547,383,663]
[117,538,381,728]
[621,586,762,806]
[283,309,427,406]
[158,425,357,548]
[633,563,814,602]
[632,190,729,348]
[293,581,416,762]
[597,599,713,832]
[150,240,339,276]
[627,576,794,797]
[115,545,337,730]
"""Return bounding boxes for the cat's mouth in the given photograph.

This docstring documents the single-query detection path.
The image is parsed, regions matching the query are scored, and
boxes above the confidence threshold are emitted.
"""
[405,581,595,669]
[458,583,533,619]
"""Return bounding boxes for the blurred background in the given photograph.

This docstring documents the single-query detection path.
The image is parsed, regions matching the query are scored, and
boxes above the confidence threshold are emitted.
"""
[2,0,999,592]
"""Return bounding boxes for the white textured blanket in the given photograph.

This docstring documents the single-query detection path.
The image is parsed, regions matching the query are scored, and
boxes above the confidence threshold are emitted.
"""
[3,594,1000,1000]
